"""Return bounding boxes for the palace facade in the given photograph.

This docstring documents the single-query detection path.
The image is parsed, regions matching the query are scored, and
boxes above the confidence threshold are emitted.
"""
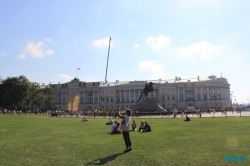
[43,75,232,111]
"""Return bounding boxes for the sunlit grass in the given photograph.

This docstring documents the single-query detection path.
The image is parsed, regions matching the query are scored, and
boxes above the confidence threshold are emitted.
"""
[0,115,249,166]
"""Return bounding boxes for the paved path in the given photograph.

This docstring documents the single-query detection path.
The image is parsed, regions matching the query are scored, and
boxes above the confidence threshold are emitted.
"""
[56,111,250,119]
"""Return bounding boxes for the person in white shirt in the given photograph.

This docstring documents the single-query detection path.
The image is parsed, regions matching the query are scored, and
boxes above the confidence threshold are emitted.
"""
[119,108,132,153]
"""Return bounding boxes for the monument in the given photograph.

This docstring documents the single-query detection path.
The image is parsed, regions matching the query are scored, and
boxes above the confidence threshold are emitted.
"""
[131,82,164,112]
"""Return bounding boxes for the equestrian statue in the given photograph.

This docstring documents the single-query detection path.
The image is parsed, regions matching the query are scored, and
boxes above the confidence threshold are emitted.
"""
[139,82,158,100]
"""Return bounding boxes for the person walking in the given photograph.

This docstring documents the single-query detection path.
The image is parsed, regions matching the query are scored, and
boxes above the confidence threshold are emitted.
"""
[119,108,132,153]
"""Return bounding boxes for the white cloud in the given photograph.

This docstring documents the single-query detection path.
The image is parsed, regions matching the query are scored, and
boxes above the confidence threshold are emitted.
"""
[18,54,26,59]
[0,53,7,57]
[138,60,166,72]
[19,41,54,58]
[92,37,113,49]
[146,35,171,50]
[134,43,139,48]
[44,38,53,43]
[56,73,72,80]
[176,41,227,61]
[45,50,54,55]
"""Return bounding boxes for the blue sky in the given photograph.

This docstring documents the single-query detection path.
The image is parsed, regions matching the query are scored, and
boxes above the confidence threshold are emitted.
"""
[0,0,249,104]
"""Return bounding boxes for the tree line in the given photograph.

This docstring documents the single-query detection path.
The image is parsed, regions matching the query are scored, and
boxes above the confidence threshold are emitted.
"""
[0,75,58,111]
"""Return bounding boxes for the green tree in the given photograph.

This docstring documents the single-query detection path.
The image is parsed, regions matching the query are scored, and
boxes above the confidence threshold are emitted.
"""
[27,82,44,110]
[0,75,30,110]
[41,87,58,111]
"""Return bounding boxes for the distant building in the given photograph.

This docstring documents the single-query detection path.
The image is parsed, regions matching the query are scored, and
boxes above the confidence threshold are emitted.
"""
[43,75,231,110]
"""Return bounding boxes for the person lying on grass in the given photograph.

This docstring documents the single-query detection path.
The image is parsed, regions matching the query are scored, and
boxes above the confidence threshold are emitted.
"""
[106,118,113,125]
[82,117,89,122]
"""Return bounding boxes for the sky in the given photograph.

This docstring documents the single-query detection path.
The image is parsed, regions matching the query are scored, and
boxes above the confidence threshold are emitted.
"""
[0,0,249,104]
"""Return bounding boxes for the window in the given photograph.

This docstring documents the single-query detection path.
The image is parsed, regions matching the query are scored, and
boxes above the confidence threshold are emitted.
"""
[172,96,175,100]
[204,95,206,100]
[106,98,109,102]
[167,96,170,100]
[88,92,93,103]
[111,98,113,102]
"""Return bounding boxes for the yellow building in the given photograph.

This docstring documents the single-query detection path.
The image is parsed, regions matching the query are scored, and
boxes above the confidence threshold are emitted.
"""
[47,75,231,111]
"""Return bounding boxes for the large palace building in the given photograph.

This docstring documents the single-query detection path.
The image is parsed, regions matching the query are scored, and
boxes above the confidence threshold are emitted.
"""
[43,75,232,111]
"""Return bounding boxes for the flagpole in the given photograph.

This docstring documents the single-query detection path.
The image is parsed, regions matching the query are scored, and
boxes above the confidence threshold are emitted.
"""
[105,37,111,83]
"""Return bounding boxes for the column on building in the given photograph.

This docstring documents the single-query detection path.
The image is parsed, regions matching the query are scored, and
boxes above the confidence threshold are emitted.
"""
[84,92,86,103]
[183,87,185,100]
[78,92,80,104]
[194,88,197,100]
[120,90,122,103]
[129,91,131,102]
[178,88,180,101]
[134,90,136,102]
[212,87,214,98]
[200,87,203,100]
[97,92,99,103]
[124,90,126,102]
[207,87,209,100]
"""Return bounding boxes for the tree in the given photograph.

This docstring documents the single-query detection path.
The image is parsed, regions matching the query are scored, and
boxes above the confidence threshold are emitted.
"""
[0,75,30,110]
[27,82,44,110]
[41,87,58,111]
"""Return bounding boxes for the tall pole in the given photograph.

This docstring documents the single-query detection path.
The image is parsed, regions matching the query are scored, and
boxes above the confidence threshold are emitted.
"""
[105,37,111,84]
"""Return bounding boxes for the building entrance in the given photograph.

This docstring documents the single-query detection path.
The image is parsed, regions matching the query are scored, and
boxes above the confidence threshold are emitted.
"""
[68,94,79,110]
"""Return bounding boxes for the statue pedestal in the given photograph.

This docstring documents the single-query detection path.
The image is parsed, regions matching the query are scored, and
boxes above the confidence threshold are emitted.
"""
[131,97,164,112]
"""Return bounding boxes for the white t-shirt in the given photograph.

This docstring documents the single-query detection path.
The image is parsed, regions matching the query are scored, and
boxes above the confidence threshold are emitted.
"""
[121,115,131,132]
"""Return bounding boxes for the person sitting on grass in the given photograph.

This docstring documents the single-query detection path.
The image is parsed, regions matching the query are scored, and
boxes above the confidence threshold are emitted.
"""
[112,122,122,134]
[138,121,145,132]
[142,122,151,132]
[108,120,117,134]
[106,118,113,125]
[82,117,89,122]
[184,115,190,121]
[131,120,137,131]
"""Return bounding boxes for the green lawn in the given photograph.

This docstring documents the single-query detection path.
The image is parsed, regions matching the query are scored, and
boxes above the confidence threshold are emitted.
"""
[0,115,249,166]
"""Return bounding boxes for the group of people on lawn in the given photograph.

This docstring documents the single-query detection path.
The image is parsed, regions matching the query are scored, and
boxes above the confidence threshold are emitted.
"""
[107,118,151,133]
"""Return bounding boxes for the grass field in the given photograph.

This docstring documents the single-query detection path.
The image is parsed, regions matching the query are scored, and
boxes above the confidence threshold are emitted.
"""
[0,115,249,166]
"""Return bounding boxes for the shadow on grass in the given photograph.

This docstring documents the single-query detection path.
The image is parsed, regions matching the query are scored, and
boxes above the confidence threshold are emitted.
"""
[85,152,124,165]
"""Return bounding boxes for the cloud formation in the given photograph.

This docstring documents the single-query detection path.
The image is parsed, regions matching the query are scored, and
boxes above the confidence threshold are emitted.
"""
[134,43,139,48]
[138,60,166,72]
[176,41,227,60]
[18,41,54,59]
[146,35,171,50]
[92,37,113,49]
[56,73,72,80]
[44,38,53,43]
[0,53,7,57]
[17,54,26,59]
